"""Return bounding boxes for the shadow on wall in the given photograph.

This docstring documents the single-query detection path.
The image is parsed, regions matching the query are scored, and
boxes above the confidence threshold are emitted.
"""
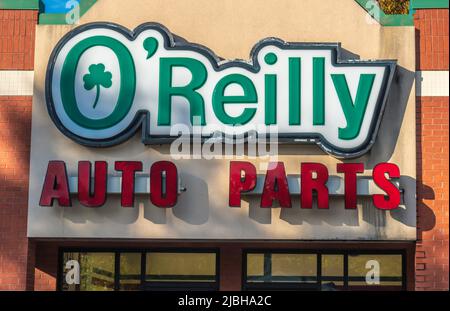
[242,175,423,230]
[415,91,438,241]
[365,65,416,168]
[413,27,438,241]
[0,95,34,289]
[415,182,436,240]
[58,171,211,226]
[51,168,434,239]
[143,171,210,225]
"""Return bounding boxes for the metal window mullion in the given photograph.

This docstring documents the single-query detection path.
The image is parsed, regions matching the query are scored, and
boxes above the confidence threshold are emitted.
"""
[317,253,322,289]
[263,253,272,282]
[140,252,146,287]
[343,253,349,290]
[401,252,407,291]
[114,252,120,291]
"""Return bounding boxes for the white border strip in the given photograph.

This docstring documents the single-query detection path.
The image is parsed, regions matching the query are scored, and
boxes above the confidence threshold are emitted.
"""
[416,71,449,97]
[0,70,34,96]
[2,70,448,97]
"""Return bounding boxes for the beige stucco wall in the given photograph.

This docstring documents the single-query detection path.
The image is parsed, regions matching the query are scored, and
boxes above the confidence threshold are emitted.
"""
[28,0,416,239]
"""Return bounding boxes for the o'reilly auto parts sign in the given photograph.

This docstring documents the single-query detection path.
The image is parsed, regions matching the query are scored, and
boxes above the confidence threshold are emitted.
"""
[28,21,416,240]
[46,22,395,158]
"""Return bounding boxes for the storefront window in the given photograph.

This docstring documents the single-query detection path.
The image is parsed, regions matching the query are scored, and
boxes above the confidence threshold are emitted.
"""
[120,253,142,291]
[60,249,404,291]
[321,254,344,288]
[247,253,265,278]
[247,253,317,283]
[244,251,405,291]
[145,252,216,283]
[348,254,403,288]
[62,252,115,291]
[60,250,218,291]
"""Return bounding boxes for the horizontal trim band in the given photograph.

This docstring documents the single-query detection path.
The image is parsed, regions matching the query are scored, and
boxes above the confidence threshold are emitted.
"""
[411,0,449,9]
[416,71,450,96]
[355,0,414,26]
[38,0,97,24]
[0,0,39,10]
[0,70,34,96]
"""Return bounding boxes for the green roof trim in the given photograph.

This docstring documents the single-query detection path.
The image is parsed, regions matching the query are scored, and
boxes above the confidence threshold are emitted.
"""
[38,13,67,24]
[355,0,414,26]
[410,0,449,9]
[0,0,39,9]
[38,0,97,24]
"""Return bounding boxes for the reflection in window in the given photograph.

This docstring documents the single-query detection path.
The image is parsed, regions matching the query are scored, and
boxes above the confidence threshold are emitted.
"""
[246,253,317,283]
[145,252,216,282]
[348,254,402,286]
[62,252,115,291]
[244,252,404,291]
[321,254,344,289]
[247,254,264,278]
[120,253,141,290]
[61,250,218,291]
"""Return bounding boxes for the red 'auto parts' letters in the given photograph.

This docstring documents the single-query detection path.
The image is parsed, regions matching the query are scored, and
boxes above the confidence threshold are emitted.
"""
[228,161,401,210]
[39,160,400,210]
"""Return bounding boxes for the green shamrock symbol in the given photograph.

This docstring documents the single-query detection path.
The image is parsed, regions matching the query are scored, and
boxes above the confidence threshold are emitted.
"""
[83,63,112,109]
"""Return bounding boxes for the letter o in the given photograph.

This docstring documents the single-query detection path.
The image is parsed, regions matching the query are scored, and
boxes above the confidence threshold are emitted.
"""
[60,35,136,130]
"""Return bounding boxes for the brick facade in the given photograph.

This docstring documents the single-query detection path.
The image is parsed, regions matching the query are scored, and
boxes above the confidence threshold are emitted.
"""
[0,8,36,291]
[0,5,449,291]
[416,96,449,290]
[34,243,57,291]
[0,10,37,70]
[0,96,33,290]
[415,9,449,70]
[414,8,449,291]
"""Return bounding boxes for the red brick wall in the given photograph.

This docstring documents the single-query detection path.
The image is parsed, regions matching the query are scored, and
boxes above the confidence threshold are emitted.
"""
[0,10,37,70]
[220,246,242,290]
[414,8,450,291]
[415,9,449,70]
[0,8,37,291]
[34,243,58,291]
[0,96,33,290]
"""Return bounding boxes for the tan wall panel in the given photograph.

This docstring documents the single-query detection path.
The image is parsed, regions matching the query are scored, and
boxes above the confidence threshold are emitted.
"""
[28,0,416,240]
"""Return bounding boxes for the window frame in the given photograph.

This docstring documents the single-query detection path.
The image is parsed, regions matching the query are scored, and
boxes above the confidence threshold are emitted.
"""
[242,249,407,291]
[57,247,220,291]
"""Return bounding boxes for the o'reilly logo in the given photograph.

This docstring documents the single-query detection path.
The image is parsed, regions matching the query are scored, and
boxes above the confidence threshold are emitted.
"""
[46,22,395,158]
